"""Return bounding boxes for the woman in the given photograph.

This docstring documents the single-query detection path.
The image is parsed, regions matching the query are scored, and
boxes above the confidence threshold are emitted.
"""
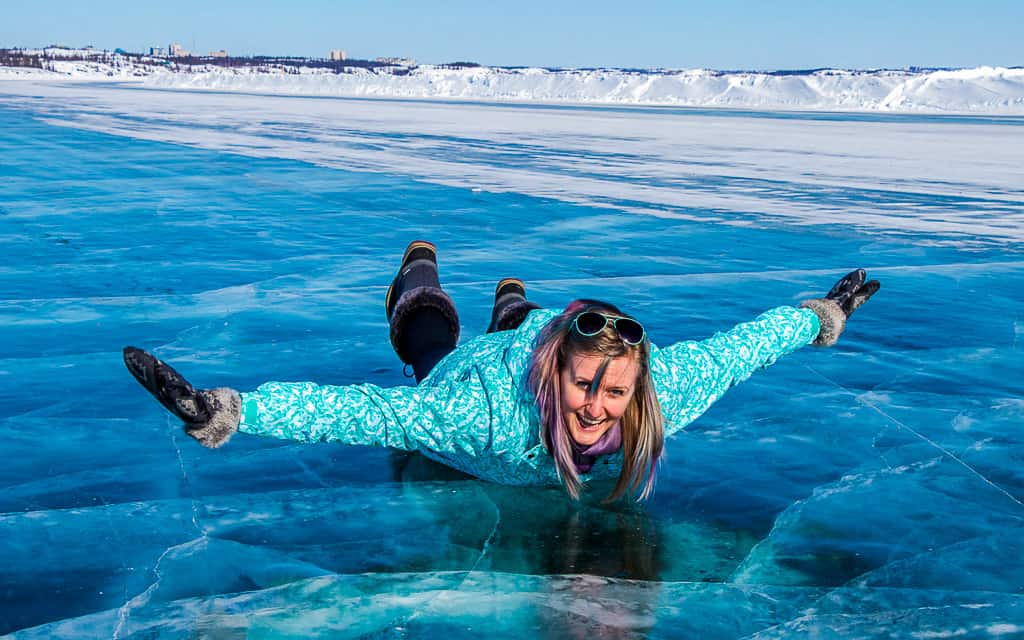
[124,241,879,502]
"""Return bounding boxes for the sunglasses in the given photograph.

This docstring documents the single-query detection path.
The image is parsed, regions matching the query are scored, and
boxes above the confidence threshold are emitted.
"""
[571,311,646,345]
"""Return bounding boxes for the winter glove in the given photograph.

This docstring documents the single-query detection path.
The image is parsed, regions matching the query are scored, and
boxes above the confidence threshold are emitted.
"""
[123,346,240,448]
[799,269,880,346]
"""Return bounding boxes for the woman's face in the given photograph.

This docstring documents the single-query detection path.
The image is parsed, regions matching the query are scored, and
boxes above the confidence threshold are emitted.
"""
[559,352,640,447]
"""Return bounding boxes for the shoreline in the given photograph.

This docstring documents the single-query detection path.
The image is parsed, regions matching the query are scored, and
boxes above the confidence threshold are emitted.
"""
[2,63,1023,116]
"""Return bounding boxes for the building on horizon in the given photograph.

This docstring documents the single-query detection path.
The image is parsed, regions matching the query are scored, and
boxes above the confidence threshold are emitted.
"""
[148,46,166,57]
[208,50,228,58]
[41,46,106,58]
[169,43,189,57]
[329,49,347,61]
[375,56,416,67]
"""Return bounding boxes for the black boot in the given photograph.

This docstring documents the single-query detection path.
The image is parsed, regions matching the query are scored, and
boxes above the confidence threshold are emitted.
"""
[487,278,541,333]
[385,241,460,369]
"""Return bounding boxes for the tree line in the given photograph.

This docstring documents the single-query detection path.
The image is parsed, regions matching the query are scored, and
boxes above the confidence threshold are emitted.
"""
[0,48,410,74]
[1,48,492,74]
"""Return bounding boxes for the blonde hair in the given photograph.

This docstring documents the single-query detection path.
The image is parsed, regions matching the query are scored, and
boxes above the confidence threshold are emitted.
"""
[528,300,664,501]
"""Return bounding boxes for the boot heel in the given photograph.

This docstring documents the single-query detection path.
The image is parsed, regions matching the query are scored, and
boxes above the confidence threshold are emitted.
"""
[401,240,437,265]
[385,240,459,364]
[494,277,526,299]
[386,240,439,319]
[488,278,540,333]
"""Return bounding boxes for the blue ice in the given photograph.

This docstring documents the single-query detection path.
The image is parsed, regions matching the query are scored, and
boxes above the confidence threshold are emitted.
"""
[0,92,1022,638]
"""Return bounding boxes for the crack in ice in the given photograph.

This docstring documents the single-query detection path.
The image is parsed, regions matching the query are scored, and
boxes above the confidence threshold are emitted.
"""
[467,493,502,575]
[110,537,206,640]
[96,495,132,612]
[395,488,502,631]
[111,416,208,639]
[804,364,1024,511]
[166,415,207,536]
[292,455,331,488]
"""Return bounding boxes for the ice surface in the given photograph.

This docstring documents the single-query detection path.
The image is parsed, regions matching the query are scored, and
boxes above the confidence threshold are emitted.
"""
[2,79,1022,246]
[0,83,1022,637]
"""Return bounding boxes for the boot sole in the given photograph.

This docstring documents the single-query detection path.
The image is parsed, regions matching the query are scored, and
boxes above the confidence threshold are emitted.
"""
[385,240,438,317]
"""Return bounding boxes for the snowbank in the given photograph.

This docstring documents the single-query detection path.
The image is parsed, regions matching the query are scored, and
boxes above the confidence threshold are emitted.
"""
[134,65,1024,114]
[3,58,1023,114]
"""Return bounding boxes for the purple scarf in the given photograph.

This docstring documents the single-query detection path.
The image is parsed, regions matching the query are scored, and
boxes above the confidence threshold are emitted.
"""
[571,423,623,473]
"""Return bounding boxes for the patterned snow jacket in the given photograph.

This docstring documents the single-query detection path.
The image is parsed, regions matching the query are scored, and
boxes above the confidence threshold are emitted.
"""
[238,306,820,487]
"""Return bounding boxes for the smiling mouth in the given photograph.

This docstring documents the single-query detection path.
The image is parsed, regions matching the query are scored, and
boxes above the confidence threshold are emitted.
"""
[577,414,604,429]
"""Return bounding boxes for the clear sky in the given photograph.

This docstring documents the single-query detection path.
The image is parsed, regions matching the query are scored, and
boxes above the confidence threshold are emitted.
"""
[3,0,1022,70]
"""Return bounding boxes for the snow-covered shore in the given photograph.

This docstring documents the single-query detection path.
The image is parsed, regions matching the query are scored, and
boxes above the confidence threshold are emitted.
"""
[144,65,1024,114]
[2,58,1023,114]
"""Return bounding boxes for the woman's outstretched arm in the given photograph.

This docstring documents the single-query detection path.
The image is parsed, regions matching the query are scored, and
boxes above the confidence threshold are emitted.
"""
[238,380,491,457]
[651,305,820,433]
[123,347,492,458]
[651,269,879,434]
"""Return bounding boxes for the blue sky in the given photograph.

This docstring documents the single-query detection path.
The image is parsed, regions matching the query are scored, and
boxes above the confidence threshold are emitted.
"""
[3,0,1022,70]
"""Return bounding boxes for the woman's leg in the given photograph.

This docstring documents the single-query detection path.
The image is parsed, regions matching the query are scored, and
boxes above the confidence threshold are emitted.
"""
[400,311,456,382]
[487,278,541,333]
[386,241,460,383]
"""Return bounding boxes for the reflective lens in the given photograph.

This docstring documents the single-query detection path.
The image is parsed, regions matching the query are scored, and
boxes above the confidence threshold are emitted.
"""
[572,311,646,345]
[574,311,609,336]
[614,317,645,345]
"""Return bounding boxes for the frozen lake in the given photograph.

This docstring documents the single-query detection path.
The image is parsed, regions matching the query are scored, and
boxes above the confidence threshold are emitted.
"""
[1,81,1023,638]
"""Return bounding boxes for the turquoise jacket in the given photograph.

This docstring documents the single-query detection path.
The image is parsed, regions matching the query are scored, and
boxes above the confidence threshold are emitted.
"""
[239,306,820,487]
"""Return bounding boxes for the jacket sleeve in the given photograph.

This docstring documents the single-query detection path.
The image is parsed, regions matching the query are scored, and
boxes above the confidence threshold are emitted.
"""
[651,305,820,436]
[236,380,493,457]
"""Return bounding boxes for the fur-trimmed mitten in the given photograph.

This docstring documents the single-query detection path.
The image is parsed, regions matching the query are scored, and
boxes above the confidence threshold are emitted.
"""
[123,346,240,448]
[799,269,880,346]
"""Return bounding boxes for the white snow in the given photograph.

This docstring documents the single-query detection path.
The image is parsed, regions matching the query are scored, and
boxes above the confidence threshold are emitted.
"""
[1,56,1023,114]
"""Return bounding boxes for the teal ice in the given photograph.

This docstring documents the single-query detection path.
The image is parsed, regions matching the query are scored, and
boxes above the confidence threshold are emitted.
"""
[0,95,1022,639]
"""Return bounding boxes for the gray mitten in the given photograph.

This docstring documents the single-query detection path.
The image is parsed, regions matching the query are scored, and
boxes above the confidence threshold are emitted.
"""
[123,346,240,448]
[799,269,880,346]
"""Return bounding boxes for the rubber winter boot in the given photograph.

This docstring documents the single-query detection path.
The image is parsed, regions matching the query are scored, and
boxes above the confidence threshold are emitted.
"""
[385,241,460,364]
[487,278,541,333]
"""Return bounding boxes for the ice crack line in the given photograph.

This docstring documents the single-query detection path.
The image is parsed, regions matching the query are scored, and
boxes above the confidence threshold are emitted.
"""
[803,364,1024,511]
[96,495,131,609]
[111,538,205,640]
[401,488,503,629]
[167,414,207,536]
[111,417,210,639]
[468,495,502,574]
[111,543,172,640]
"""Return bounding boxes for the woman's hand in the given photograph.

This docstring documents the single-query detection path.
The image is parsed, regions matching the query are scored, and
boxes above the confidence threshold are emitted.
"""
[123,346,240,447]
[800,269,880,346]
[823,268,880,317]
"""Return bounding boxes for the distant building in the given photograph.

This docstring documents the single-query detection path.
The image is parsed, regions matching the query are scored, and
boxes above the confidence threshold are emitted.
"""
[329,49,347,61]
[43,46,105,58]
[375,57,416,67]
[169,43,189,57]
[148,47,166,57]
[208,50,228,58]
